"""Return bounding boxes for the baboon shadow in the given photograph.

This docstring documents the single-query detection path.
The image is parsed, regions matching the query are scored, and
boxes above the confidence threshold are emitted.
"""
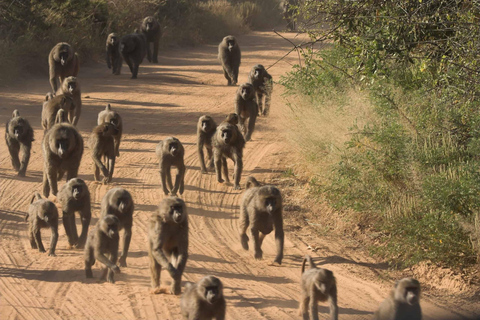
[190,253,234,264]
[135,203,158,212]
[186,266,293,284]
[234,296,298,309]
[0,171,42,183]
[0,266,85,283]
[316,255,389,271]
[187,207,235,220]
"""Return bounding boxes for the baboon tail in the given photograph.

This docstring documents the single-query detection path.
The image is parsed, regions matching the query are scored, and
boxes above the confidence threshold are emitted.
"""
[245,176,260,189]
[301,255,308,274]
[106,104,111,111]
[31,192,42,204]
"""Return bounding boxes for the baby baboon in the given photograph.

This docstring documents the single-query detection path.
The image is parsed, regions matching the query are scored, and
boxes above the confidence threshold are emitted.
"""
[299,255,338,320]
[197,115,217,174]
[84,215,121,283]
[224,112,239,125]
[57,76,82,126]
[239,176,284,264]
[97,104,123,157]
[180,276,226,320]
[248,64,273,116]
[155,137,186,196]
[57,178,91,249]
[25,192,59,256]
[89,123,117,184]
[41,94,74,132]
[5,110,34,177]
[100,188,134,267]
[48,42,80,93]
[148,197,188,295]
[212,121,245,190]
[42,122,83,197]
[120,32,147,79]
[374,278,422,320]
[235,83,258,141]
[140,16,161,63]
[106,33,122,75]
[283,0,297,31]
[218,35,241,86]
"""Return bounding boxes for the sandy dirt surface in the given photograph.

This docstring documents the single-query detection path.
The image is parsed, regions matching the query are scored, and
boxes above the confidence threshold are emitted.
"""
[0,31,478,320]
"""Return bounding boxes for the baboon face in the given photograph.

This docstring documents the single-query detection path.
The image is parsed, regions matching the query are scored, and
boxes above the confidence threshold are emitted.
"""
[105,113,120,128]
[252,65,265,80]
[199,116,214,132]
[69,179,86,200]
[108,33,118,45]
[159,197,186,223]
[168,203,185,223]
[144,17,155,31]
[395,278,421,305]
[13,123,24,138]
[227,39,236,51]
[168,141,180,156]
[64,77,77,93]
[114,194,132,214]
[58,45,70,66]
[199,276,223,304]
[52,127,74,158]
[257,187,281,214]
[101,215,120,239]
[220,127,234,144]
[239,83,254,100]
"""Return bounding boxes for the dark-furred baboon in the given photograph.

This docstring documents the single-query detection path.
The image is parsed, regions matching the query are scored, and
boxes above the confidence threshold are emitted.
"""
[374,278,422,320]
[89,123,117,184]
[57,76,81,126]
[100,188,134,267]
[106,33,122,75]
[239,176,284,264]
[140,16,161,63]
[235,83,258,141]
[155,137,185,196]
[180,276,226,320]
[148,197,188,295]
[25,192,59,256]
[120,32,147,79]
[97,104,123,157]
[218,35,241,86]
[48,42,80,93]
[197,115,217,174]
[5,110,34,177]
[57,178,91,249]
[299,255,338,320]
[248,64,273,116]
[41,95,74,132]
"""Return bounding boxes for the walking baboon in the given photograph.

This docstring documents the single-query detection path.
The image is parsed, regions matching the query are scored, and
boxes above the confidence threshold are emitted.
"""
[57,76,81,126]
[106,33,122,75]
[248,64,273,116]
[235,83,258,141]
[180,276,226,320]
[155,137,186,196]
[5,110,34,177]
[374,278,422,320]
[224,113,239,125]
[97,104,123,157]
[89,123,117,184]
[48,42,80,93]
[148,197,188,295]
[197,115,217,174]
[239,176,284,264]
[299,255,338,320]
[41,95,74,132]
[84,215,121,283]
[57,178,91,249]
[218,35,241,85]
[42,123,83,197]
[140,16,161,63]
[100,188,134,267]
[25,192,59,256]
[120,32,147,79]
[283,0,297,31]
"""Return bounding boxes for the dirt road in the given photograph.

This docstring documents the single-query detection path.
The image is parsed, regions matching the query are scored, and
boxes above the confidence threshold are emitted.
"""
[0,31,478,320]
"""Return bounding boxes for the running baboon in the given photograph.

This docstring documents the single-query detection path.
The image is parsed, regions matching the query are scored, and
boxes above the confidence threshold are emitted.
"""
[235,83,258,141]
[212,121,245,190]
[48,42,80,93]
[57,76,81,126]
[155,137,186,196]
[197,115,217,174]
[5,110,34,177]
[283,0,297,31]
[140,16,161,63]
[97,104,123,157]
[57,178,91,249]
[248,64,273,116]
[148,197,188,295]
[42,123,83,197]
[218,35,241,86]
[25,192,59,256]
[180,276,226,320]
[100,188,134,267]
[120,32,147,79]
[84,215,121,283]
[224,113,239,125]
[374,278,422,320]
[299,255,338,320]
[41,94,74,132]
[89,123,117,184]
[239,176,284,264]
[106,33,122,75]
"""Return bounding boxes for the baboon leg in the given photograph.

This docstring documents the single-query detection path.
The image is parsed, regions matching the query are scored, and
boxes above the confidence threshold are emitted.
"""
[93,163,100,181]
[49,226,58,256]
[46,166,58,196]
[85,247,95,278]
[264,91,271,116]
[160,169,170,195]
[72,107,81,126]
[76,209,91,249]
[245,113,257,141]
[124,56,133,73]
[7,142,20,171]
[214,152,224,183]
[239,206,249,250]
[50,76,58,94]
[233,154,243,190]
[107,156,115,183]
[274,225,284,265]
[166,169,174,192]
[329,294,339,320]
[309,293,319,320]
[223,68,232,85]
[100,266,108,281]
[238,116,246,136]
[198,145,207,173]
[114,137,121,157]
[66,167,78,181]
[131,63,139,79]
[172,165,185,196]
[233,65,239,85]
[153,39,159,63]
[18,143,31,176]
[300,295,310,320]
[170,250,185,295]
[250,228,262,260]
[222,158,230,183]
[42,171,50,198]
[206,147,214,169]
[146,42,152,63]
[34,229,46,253]
[118,227,132,267]
[63,213,77,247]
[259,232,266,247]
[68,108,75,124]
[149,249,161,289]
[107,251,118,283]
[257,92,264,116]
[29,230,37,249]
[57,169,65,181]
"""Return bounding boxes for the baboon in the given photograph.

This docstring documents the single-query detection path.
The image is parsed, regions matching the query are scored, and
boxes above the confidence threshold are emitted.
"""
[42,122,83,197]
[299,255,338,320]
[106,33,122,75]
[148,197,188,295]
[89,123,117,184]
[283,0,297,31]
[140,16,161,63]
[239,176,284,264]
[57,178,91,249]
[57,76,82,126]
[84,215,121,283]
[48,42,80,93]
[180,276,226,320]
[212,121,245,190]
[120,32,147,79]
[97,104,123,157]
[248,64,273,116]
[197,115,217,174]
[155,137,186,196]
[224,113,239,125]
[25,192,59,256]
[218,35,241,86]
[55,109,67,124]
[100,188,134,267]
[235,83,258,141]
[5,110,34,177]
[374,278,422,320]
[41,94,74,132]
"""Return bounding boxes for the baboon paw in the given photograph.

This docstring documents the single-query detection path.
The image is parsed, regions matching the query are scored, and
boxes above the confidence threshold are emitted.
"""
[218,178,225,184]
[170,286,181,295]
[119,260,127,268]
[48,252,56,257]
[17,171,26,177]
[107,278,115,284]
[233,184,241,190]
[254,252,263,260]
[201,169,208,174]
[39,249,46,253]
[151,287,169,294]
[268,261,282,267]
